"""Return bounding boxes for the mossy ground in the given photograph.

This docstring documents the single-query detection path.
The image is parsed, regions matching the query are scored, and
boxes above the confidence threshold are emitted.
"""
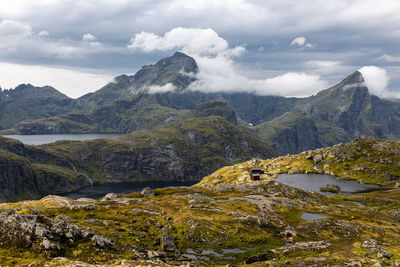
[0,180,398,266]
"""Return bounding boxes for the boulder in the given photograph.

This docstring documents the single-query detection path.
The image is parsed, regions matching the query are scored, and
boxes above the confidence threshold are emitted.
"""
[320,184,341,193]
[141,187,155,197]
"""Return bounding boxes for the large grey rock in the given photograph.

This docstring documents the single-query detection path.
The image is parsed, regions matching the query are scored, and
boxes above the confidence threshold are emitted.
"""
[141,187,155,197]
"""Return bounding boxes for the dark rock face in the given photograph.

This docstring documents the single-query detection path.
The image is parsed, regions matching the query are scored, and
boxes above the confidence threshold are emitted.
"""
[272,117,321,155]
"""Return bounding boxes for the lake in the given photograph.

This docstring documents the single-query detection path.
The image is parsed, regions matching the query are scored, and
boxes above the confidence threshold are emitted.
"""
[276,173,380,195]
[1,134,124,145]
[60,180,198,200]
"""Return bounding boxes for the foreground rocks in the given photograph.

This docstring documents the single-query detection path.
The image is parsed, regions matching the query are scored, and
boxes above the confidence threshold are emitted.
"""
[0,209,114,256]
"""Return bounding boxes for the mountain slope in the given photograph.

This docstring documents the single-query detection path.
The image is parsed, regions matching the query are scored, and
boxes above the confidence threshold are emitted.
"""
[255,71,400,154]
[0,116,276,202]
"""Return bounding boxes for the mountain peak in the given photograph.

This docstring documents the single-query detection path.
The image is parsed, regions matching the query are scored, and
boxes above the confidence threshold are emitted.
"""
[341,71,365,86]
[155,52,198,73]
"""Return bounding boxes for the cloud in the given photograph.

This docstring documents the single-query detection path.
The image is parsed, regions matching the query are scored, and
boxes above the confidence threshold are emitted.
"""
[307,60,341,68]
[381,54,400,63]
[359,66,389,97]
[290,37,306,47]
[82,33,97,42]
[38,30,50,37]
[82,33,102,47]
[0,1,398,97]
[0,19,32,38]
[148,83,177,94]
[129,27,327,97]
[128,27,244,56]
[0,61,112,98]
[290,36,315,50]
[190,54,327,97]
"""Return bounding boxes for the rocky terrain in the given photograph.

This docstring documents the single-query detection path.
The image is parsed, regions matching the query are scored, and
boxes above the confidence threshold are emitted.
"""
[0,137,398,265]
[0,116,276,202]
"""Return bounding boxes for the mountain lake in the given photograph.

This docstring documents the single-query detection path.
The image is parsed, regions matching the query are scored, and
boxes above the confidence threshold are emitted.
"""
[60,181,198,200]
[276,173,380,195]
[1,134,124,145]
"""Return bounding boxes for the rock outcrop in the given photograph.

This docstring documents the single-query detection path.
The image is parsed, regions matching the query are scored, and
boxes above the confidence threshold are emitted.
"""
[0,210,94,255]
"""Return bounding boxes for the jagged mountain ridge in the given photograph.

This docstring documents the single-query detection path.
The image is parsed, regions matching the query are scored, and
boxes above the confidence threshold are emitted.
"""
[255,71,400,154]
[1,53,400,156]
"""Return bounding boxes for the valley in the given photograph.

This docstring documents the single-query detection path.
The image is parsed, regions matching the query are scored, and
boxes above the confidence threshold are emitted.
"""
[0,52,399,266]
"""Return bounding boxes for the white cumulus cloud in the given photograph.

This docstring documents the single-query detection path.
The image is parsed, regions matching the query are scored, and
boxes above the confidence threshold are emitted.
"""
[359,66,389,97]
[290,36,306,46]
[128,27,244,56]
[38,30,50,37]
[82,33,102,47]
[290,36,315,50]
[0,19,32,38]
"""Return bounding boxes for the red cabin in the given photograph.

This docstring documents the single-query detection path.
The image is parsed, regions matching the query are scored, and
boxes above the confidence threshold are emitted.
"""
[250,167,264,181]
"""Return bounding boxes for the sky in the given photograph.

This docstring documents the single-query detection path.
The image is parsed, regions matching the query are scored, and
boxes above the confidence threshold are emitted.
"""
[0,0,399,99]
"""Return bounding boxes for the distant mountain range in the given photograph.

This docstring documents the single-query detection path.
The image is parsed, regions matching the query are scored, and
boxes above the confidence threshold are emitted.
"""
[1,52,400,155]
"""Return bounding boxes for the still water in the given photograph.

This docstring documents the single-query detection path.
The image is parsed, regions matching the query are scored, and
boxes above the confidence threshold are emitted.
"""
[276,173,380,195]
[2,134,124,145]
[60,180,198,200]
[301,212,328,220]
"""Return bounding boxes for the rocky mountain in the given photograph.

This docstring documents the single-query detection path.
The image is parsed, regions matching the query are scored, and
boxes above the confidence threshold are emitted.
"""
[77,52,198,109]
[0,116,276,202]
[0,136,398,266]
[0,84,77,130]
[255,71,400,154]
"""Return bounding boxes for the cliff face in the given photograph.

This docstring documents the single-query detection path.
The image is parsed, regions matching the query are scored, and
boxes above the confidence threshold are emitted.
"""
[271,117,321,155]
[0,138,89,202]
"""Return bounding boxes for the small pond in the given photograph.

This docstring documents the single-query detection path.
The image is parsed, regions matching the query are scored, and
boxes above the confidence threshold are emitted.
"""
[60,180,198,200]
[1,134,124,146]
[301,212,328,220]
[276,173,380,195]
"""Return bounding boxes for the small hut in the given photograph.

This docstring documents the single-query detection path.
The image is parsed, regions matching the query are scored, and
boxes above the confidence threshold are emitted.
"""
[250,167,264,181]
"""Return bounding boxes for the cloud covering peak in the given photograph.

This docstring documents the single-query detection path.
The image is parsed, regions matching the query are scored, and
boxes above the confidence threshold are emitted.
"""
[129,27,327,97]
[359,66,389,97]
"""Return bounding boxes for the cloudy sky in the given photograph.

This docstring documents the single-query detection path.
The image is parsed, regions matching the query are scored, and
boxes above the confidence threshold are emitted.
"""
[0,0,399,98]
